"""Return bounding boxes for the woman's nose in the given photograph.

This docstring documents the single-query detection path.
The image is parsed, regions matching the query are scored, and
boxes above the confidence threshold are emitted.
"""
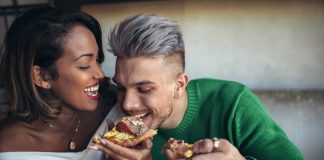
[93,65,104,80]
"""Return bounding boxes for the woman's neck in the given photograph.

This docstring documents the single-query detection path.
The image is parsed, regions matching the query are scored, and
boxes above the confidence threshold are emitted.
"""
[46,105,82,132]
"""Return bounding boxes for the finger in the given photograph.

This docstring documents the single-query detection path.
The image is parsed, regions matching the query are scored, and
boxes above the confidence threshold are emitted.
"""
[92,144,128,160]
[213,139,231,153]
[164,149,175,160]
[140,138,153,149]
[192,152,223,160]
[192,139,213,153]
[100,138,144,159]
[133,139,152,149]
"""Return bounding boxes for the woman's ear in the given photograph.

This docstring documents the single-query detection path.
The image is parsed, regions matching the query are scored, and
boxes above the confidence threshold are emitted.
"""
[174,73,188,99]
[31,65,51,89]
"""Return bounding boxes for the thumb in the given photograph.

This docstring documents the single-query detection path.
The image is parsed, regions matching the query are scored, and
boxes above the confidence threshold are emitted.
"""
[164,149,175,160]
[141,138,153,149]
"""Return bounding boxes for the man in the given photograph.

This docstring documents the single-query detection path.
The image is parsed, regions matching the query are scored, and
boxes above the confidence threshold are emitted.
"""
[94,14,304,160]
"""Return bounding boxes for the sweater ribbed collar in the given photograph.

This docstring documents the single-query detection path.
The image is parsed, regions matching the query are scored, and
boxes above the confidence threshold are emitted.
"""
[159,81,200,137]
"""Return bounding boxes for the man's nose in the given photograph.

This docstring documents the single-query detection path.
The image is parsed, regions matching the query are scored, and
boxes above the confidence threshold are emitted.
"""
[121,90,140,111]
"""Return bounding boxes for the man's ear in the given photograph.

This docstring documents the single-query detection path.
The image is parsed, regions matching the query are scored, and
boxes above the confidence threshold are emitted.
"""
[173,73,188,99]
[31,65,51,89]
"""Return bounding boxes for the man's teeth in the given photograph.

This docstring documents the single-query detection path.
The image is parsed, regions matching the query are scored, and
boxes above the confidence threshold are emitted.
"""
[135,113,147,118]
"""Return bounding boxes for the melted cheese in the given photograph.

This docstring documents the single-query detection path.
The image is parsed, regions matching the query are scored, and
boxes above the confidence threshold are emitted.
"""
[184,144,193,158]
[103,128,135,140]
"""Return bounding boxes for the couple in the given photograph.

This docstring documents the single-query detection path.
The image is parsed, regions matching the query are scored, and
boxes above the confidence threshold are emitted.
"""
[0,7,303,160]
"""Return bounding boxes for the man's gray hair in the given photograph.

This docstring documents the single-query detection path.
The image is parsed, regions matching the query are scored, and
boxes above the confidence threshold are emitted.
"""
[108,14,185,60]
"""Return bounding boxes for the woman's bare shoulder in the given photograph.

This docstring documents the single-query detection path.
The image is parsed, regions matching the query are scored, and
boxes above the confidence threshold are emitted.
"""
[0,121,32,151]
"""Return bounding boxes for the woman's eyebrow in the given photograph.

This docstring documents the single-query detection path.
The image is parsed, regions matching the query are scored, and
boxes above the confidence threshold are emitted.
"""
[74,53,93,61]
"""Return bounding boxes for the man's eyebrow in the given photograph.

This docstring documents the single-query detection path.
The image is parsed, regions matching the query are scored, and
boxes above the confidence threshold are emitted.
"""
[74,53,93,61]
[112,78,153,87]
[134,80,154,86]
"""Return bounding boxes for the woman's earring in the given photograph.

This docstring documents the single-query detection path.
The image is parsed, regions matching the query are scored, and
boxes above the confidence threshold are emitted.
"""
[47,83,51,89]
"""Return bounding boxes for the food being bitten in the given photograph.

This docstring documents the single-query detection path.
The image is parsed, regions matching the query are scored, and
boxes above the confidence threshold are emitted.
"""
[93,116,157,147]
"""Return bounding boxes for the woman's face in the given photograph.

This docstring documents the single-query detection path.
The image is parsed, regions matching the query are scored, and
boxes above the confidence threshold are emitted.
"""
[51,25,104,111]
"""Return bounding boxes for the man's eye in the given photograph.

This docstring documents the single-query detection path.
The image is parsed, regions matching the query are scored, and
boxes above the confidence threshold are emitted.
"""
[138,87,152,93]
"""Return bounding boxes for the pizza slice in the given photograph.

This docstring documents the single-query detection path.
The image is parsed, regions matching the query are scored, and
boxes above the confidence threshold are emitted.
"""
[163,138,193,159]
[93,116,157,147]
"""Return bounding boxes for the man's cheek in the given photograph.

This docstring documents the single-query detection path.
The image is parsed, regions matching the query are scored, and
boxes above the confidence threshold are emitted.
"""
[143,96,161,109]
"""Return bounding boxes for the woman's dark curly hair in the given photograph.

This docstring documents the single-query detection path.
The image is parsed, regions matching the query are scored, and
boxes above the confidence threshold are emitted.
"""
[0,6,104,123]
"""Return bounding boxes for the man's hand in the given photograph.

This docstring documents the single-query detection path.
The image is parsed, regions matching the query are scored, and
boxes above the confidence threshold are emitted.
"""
[89,118,153,160]
[89,138,152,160]
[165,138,246,160]
[192,138,245,160]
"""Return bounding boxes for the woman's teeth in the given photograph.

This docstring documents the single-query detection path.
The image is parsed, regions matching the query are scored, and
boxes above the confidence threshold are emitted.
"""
[85,85,99,92]
[86,91,98,96]
[84,84,99,96]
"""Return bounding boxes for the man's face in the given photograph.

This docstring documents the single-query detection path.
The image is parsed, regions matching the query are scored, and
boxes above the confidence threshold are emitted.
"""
[113,57,176,129]
[51,25,104,111]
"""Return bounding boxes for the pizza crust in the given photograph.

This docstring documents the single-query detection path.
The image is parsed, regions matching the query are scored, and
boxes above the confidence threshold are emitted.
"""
[106,129,157,147]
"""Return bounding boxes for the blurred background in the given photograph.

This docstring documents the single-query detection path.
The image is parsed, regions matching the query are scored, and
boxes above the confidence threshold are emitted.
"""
[1,0,323,159]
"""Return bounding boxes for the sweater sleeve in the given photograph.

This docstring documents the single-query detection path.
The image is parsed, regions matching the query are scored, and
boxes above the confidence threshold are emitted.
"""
[228,87,304,160]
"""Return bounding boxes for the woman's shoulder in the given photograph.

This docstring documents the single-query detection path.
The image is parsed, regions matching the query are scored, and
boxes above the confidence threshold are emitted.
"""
[0,120,30,151]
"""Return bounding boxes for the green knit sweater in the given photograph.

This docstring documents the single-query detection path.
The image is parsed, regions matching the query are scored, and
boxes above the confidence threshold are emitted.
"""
[152,78,304,160]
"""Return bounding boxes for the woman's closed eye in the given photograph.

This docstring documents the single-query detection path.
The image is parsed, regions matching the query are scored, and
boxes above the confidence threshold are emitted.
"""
[78,65,90,69]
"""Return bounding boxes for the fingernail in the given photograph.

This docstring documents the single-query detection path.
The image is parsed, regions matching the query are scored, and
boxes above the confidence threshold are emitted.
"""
[148,141,152,148]
[99,138,106,145]
[88,145,98,150]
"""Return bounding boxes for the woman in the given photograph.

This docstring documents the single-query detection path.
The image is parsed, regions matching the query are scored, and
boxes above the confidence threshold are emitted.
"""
[0,6,116,159]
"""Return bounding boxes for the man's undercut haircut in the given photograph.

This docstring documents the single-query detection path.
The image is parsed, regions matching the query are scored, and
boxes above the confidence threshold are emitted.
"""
[108,14,185,71]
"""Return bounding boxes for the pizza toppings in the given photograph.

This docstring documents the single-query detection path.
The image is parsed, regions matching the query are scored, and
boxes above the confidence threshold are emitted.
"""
[163,138,193,159]
[115,121,135,135]
[116,116,150,136]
